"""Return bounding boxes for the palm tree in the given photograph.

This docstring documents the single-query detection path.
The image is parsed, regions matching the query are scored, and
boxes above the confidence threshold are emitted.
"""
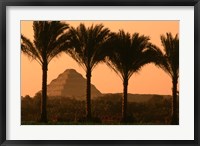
[66,23,112,121]
[105,30,162,122]
[21,21,69,122]
[159,33,179,125]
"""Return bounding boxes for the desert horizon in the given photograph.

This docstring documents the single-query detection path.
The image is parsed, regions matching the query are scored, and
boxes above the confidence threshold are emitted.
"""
[21,68,173,99]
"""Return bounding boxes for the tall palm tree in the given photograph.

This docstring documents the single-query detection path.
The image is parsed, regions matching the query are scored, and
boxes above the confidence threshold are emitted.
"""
[105,30,162,122]
[66,23,112,121]
[159,33,179,125]
[21,21,69,122]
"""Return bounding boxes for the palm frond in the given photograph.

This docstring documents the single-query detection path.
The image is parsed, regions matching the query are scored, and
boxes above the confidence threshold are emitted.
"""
[46,32,71,63]
[21,34,43,65]
[66,23,111,71]
[105,30,160,81]
[160,32,179,78]
[22,21,70,65]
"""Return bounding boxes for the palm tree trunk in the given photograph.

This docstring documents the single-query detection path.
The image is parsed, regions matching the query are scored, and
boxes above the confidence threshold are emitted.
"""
[122,77,128,122]
[40,63,48,123]
[86,69,92,121]
[171,76,178,125]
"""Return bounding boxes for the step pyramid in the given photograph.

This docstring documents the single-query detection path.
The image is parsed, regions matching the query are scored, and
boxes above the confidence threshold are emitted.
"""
[47,69,102,99]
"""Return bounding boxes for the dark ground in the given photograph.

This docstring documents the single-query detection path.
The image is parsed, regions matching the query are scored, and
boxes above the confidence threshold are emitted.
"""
[21,94,178,125]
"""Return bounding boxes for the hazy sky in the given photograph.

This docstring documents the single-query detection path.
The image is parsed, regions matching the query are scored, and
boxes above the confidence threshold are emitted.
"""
[21,21,179,97]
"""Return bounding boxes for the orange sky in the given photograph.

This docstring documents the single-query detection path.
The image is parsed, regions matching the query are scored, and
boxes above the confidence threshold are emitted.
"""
[21,21,179,97]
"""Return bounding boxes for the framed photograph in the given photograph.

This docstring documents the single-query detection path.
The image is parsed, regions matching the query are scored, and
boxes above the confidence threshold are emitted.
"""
[0,0,199,145]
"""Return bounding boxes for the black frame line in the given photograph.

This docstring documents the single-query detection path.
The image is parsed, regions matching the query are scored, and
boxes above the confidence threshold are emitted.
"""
[0,0,199,146]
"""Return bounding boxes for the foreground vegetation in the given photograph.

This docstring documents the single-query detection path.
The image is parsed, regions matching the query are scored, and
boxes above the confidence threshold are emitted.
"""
[21,94,178,125]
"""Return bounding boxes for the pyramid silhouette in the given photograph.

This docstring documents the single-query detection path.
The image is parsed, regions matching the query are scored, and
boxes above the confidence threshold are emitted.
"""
[47,69,102,99]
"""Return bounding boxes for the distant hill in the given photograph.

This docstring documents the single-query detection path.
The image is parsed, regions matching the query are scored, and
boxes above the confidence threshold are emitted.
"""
[98,93,172,103]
